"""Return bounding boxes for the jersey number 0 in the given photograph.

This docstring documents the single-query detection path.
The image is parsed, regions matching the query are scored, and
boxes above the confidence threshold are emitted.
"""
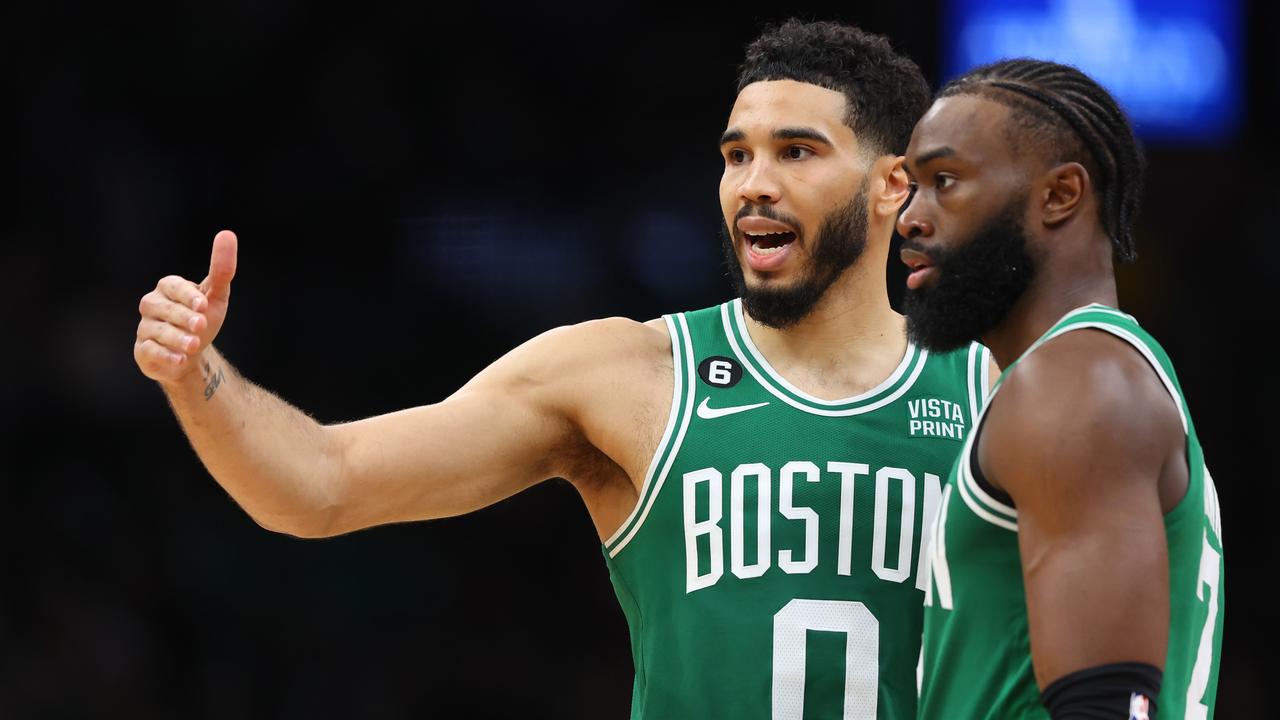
[772,599,879,719]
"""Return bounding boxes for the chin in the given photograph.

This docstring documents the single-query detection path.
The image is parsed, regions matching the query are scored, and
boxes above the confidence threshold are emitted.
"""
[743,270,797,290]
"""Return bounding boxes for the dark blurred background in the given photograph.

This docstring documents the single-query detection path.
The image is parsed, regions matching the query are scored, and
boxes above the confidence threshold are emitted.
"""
[5,0,1272,717]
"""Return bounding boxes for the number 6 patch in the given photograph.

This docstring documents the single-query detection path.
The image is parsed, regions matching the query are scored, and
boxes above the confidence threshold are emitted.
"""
[698,356,743,388]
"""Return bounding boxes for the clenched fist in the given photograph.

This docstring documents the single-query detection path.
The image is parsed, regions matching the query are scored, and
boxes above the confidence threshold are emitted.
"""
[135,230,238,386]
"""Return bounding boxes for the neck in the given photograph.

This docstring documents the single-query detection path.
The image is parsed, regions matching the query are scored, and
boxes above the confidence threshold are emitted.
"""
[743,231,907,397]
[982,231,1118,369]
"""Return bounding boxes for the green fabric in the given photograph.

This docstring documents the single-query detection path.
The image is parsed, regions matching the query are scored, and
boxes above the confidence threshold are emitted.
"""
[605,299,989,719]
[919,304,1224,720]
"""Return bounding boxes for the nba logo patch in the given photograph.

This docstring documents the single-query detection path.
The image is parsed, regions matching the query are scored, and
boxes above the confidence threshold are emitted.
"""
[1129,693,1151,720]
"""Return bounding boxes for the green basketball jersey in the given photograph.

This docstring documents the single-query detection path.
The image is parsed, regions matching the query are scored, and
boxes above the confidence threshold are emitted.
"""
[603,299,991,719]
[919,304,1225,720]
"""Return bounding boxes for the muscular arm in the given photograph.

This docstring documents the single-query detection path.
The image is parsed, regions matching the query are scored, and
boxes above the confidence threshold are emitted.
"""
[137,231,669,539]
[979,330,1188,688]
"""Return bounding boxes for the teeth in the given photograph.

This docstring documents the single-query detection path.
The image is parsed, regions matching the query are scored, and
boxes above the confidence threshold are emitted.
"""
[744,230,794,256]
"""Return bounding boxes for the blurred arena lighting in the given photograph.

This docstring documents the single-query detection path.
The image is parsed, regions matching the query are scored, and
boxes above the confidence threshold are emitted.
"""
[403,210,604,319]
[622,210,720,298]
[944,0,1241,143]
[402,207,720,323]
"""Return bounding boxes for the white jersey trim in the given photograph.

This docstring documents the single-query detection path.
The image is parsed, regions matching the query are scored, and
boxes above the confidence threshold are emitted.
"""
[607,313,698,558]
[960,413,1018,523]
[956,304,1187,533]
[965,343,985,426]
[603,314,683,548]
[980,346,993,401]
[731,298,918,405]
[721,302,929,417]
[957,452,1019,532]
[1035,321,1189,434]
[954,362,1019,531]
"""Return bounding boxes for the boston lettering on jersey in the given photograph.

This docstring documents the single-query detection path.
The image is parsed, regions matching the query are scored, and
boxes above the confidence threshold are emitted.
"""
[683,461,942,594]
[603,300,991,720]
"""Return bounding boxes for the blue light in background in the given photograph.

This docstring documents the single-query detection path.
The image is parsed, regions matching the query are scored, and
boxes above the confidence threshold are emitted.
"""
[400,206,721,323]
[623,211,719,298]
[943,0,1241,143]
[402,210,605,321]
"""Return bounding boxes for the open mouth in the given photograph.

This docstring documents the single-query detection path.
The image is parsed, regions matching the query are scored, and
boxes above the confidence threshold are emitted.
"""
[744,231,797,255]
[737,216,799,263]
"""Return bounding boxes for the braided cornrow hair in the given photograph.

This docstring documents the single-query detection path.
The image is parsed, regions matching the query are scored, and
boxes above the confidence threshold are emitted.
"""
[939,59,1145,262]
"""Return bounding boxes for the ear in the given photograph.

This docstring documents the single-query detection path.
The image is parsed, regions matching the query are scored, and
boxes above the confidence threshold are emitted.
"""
[872,155,912,219]
[1040,162,1088,228]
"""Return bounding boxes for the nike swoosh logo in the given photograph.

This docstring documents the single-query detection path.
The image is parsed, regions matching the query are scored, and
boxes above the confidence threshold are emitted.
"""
[696,398,770,419]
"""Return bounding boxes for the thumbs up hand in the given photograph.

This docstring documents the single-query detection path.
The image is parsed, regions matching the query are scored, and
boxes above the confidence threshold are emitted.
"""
[135,230,239,386]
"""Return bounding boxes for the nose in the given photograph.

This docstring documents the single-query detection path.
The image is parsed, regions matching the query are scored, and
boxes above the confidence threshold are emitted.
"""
[897,193,934,240]
[738,157,781,205]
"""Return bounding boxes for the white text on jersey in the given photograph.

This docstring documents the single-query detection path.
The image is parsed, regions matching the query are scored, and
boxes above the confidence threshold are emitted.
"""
[683,461,943,594]
[907,397,967,440]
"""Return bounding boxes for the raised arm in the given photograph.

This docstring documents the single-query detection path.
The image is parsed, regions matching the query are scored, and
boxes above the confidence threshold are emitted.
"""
[135,231,665,538]
[979,330,1188,692]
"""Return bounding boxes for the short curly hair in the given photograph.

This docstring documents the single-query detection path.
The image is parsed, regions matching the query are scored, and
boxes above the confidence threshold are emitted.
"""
[737,19,931,157]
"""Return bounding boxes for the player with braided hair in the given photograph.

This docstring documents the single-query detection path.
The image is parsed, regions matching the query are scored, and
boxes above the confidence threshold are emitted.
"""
[935,59,1146,261]
[899,59,1223,719]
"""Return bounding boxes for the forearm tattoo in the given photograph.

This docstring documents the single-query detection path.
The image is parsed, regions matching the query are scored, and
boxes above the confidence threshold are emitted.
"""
[202,359,225,401]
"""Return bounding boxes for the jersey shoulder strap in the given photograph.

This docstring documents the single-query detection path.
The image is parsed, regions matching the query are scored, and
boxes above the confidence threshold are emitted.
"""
[1002,304,1191,434]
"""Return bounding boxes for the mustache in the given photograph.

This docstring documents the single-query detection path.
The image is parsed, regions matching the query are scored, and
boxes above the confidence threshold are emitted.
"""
[899,237,938,260]
[734,204,804,236]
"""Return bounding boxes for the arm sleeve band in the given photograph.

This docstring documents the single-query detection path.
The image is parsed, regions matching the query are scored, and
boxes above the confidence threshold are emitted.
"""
[1040,662,1162,719]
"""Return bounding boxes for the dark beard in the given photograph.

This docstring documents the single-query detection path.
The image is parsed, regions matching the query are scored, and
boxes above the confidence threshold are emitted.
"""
[721,185,869,330]
[901,195,1036,352]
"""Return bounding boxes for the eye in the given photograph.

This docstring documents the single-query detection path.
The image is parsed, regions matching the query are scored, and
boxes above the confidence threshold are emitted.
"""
[726,148,749,165]
[936,174,957,190]
[782,145,814,161]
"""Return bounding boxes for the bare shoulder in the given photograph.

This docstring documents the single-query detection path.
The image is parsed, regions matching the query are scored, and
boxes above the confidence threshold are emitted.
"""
[487,315,673,462]
[474,317,668,385]
[997,329,1177,425]
[981,328,1183,497]
[582,315,671,352]
[526,316,671,380]
[547,316,673,406]
[998,330,1183,683]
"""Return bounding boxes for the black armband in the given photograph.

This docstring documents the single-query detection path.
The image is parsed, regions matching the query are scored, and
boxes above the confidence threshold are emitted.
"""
[1040,662,1162,719]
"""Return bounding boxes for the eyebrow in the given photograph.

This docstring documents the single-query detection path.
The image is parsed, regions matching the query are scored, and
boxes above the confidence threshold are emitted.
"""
[773,127,833,145]
[718,126,835,147]
[905,146,957,175]
[720,128,745,145]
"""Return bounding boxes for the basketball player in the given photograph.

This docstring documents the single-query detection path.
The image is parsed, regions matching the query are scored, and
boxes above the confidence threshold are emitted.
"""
[899,59,1224,718]
[135,21,992,718]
